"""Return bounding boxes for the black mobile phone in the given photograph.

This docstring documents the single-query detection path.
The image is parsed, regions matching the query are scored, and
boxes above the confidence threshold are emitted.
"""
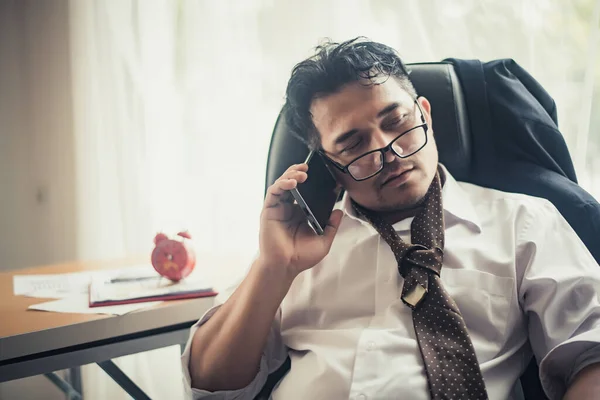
[290,151,339,235]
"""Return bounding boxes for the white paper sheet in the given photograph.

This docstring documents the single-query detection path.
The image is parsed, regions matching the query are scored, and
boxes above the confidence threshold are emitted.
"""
[13,272,94,298]
[13,265,158,299]
[28,294,162,316]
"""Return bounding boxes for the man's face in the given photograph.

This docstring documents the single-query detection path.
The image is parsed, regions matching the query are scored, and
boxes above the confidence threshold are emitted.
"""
[311,78,438,212]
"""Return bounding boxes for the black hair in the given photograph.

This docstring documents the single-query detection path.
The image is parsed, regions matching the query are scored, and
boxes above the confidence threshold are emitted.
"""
[283,37,417,150]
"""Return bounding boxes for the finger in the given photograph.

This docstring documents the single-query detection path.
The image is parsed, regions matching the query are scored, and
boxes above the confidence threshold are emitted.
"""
[279,190,295,204]
[322,209,344,241]
[264,179,297,208]
[262,201,296,221]
[279,170,308,184]
[267,170,307,198]
[289,205,307,224]
[277,164,308,183]
[264,171,308,209]
[296,220,315,237]
[285,163,308,173]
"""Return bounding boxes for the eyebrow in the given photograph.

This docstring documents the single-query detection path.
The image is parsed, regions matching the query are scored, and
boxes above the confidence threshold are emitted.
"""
[377,102,400,118]
[333,102,402,147]
[333,129,359,147]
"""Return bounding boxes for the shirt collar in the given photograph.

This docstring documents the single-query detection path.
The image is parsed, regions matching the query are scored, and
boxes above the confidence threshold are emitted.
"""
[336,164,482,233]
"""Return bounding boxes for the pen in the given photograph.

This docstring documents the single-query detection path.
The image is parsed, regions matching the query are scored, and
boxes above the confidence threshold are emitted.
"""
[109,276,159,284]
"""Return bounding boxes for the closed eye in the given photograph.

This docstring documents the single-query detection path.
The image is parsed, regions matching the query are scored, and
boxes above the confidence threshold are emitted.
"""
[342,139,363,154]
[383,114,407,130]
[384,119,401,130]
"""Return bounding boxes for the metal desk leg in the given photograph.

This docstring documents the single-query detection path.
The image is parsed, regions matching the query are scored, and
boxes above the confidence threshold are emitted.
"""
[43,372,82,400]
[68,367,83,397]
[97,360,151,400]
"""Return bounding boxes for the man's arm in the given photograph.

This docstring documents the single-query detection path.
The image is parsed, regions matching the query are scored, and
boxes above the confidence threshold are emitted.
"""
[517,199,600,399]
[187,163,342,393]
[189,259,294,391]
[563,363,600,400]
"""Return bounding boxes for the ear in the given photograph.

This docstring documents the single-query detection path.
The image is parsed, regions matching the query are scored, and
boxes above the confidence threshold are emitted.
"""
[417,96,432,129]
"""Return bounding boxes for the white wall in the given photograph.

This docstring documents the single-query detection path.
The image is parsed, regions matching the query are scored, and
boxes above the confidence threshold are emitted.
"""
[0,0,76,272]
[0,0,75,398]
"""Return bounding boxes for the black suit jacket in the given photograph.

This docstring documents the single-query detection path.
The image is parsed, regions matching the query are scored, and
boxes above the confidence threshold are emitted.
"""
[445,58,600,265]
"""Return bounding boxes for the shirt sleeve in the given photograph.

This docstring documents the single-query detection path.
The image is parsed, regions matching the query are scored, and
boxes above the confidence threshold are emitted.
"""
[181,303,287,400]
[517,199,600,400]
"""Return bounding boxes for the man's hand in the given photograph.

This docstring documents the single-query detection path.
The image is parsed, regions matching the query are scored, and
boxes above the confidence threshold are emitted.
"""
[259,163,343,277]
[189,163,343,392]
[563,362,600,400]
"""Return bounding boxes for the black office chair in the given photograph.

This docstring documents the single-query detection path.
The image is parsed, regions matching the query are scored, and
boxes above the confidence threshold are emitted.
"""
[262,61,593,399]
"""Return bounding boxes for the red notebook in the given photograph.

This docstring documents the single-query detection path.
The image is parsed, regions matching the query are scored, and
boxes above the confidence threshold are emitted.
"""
[88,274,217,307]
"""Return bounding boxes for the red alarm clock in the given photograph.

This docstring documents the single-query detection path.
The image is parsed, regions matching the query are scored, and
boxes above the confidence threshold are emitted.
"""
[151,231,196,282]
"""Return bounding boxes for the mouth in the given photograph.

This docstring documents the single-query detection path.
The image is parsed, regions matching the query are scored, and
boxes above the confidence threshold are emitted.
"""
[381,167,415,187]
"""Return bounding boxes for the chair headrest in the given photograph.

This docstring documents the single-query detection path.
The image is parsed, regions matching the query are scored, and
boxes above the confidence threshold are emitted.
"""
[265,62,472,192]
[407,62,471,180]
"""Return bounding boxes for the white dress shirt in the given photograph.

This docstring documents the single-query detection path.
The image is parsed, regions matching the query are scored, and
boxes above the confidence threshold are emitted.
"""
[181,166,600,400]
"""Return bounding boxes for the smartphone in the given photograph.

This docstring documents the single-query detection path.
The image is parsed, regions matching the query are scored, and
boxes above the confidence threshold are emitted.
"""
[290,151,339,235]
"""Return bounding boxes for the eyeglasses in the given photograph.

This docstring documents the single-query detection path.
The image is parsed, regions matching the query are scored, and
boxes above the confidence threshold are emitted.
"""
[320,99,428,181]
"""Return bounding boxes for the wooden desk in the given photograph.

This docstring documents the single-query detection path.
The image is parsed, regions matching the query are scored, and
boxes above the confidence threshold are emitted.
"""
[0,256,223,397]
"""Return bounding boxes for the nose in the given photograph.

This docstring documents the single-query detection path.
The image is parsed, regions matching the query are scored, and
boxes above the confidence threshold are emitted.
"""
[372,128,394,154]
[384,146,399,165]
[371,127,400,165]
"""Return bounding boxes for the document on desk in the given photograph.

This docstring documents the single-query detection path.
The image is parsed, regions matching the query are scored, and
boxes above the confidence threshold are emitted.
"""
[28,294,162,316]
[13,271,95,298]
[13,265,158,299]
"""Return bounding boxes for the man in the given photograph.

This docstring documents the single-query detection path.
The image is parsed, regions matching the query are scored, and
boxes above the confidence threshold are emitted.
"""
[182,38,600,399]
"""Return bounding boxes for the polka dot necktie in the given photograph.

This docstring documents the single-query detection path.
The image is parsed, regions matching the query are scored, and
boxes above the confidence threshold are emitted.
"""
[353,168,489,400]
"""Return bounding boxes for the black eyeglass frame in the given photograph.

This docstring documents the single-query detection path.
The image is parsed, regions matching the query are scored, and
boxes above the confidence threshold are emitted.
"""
[318,97,429,182]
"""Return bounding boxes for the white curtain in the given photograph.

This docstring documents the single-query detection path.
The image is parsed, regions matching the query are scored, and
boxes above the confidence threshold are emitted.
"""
[68,0,600,398]
[69,2,192,399]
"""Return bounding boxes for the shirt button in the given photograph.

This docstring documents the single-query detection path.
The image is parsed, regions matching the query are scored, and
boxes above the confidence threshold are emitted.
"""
[357,395,367,400]
[367,341,376,351]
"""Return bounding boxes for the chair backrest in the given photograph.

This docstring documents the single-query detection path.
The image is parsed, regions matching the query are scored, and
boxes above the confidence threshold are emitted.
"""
[262,62,548,400]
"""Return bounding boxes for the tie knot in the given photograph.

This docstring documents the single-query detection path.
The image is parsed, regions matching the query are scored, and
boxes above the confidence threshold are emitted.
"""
[401,244,443,276]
